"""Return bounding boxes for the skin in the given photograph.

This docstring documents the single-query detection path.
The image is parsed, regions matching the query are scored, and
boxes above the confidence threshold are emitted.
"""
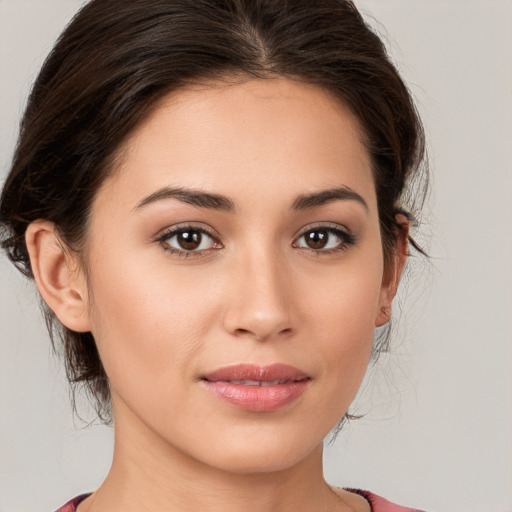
[26,77,407,512]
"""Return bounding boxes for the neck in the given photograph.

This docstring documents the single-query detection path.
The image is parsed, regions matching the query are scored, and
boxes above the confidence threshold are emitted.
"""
[78,400,354,512]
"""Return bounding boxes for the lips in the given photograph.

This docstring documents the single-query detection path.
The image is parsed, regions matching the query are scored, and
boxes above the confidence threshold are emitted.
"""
[201,363,310,412]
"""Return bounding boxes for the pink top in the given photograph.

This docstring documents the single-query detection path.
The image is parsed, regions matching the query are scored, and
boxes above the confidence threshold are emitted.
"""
[55,490,426,511]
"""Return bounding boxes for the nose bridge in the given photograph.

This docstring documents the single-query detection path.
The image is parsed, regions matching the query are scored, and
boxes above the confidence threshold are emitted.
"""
[223,239,293,340]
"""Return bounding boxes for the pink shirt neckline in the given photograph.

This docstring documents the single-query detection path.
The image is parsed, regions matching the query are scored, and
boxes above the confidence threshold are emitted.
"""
[55,489,426,512]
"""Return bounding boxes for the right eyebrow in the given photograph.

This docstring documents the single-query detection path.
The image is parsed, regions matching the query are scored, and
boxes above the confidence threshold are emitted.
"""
[133,186,235,212]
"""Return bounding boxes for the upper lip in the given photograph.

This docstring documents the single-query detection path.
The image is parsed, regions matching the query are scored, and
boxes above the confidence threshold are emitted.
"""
[202,363,310,383]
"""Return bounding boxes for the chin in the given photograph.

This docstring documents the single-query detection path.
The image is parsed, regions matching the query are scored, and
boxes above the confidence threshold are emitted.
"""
[189,423,326,475]
[206,448,313,475]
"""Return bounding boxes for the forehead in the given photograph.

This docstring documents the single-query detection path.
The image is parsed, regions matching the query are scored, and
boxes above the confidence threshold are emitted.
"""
[97,77,375,213]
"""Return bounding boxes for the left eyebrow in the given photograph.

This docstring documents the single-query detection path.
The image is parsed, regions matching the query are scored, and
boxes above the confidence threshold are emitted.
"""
[291,186,369,211]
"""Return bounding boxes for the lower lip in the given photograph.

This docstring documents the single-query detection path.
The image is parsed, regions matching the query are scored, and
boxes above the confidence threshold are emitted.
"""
[202,380,309,412]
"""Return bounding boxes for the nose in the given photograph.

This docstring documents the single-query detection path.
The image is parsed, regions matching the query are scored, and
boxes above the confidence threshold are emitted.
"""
[222,248,295,342]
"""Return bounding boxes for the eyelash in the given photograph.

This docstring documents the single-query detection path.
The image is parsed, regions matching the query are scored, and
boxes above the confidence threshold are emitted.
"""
[155,224,222,258]
[154,223,356,258]
[293,223,356,255]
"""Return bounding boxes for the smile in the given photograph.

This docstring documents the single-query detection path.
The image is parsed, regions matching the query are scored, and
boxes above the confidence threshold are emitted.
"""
[201,364,311,412]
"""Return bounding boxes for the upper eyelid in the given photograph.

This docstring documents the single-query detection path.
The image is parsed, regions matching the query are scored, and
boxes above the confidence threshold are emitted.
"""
[155,223,220,241]
[293,223,356,250]
[294,222,351,238]
[156,225,222,257]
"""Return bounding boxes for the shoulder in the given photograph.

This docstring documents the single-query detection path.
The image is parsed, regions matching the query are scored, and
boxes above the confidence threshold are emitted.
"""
[346,488,428,512]
[54,493,91,512]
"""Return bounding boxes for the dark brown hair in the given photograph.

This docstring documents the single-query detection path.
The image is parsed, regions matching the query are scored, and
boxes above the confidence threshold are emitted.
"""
[0,0,427,422]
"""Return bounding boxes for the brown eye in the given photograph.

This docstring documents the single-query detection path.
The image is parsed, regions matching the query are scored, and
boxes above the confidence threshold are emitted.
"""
[176,230,203,250]
[304,230,329,249]
[295,226,353,252]
[160,227,218,253]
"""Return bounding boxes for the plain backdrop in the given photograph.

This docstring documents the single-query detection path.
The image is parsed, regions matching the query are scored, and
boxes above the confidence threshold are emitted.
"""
[1,1,511,511]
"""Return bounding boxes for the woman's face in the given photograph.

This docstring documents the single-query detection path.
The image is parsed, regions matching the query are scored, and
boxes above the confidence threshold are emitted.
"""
[82,78,393,473]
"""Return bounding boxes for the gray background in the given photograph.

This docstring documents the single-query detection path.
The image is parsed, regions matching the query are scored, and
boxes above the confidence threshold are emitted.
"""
[1,1,511,511]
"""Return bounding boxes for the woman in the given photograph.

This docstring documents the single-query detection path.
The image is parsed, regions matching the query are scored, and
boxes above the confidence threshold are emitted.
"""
[0,1,429,511]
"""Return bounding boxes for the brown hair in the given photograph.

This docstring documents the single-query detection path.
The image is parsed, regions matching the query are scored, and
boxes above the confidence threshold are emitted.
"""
[0,0,427,422]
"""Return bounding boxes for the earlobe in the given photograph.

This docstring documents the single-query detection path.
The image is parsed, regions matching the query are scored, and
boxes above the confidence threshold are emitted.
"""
[375,214,410,327]
[375,304,392,327]
[25,220,92,332]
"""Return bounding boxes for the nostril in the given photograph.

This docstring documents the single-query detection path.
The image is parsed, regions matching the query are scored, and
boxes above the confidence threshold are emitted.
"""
[232,326,293,341]
[234,328,252,336]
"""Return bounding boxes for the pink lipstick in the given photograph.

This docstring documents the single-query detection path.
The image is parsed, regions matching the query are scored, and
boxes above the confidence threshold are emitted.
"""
[201,363,310,412]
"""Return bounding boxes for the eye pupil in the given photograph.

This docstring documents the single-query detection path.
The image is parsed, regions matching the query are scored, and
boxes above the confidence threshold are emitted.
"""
[177,230,202,250]
[305,230,328,249]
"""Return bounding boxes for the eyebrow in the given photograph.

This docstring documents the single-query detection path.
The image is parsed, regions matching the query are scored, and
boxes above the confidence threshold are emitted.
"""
[291,186,368,211]
[134,185,368,213]
[134,186,235,212]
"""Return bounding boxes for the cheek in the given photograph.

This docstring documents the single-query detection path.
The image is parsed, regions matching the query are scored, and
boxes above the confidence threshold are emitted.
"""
[85,251,222,402]
[300,258,383,403]
[302,248,383,338]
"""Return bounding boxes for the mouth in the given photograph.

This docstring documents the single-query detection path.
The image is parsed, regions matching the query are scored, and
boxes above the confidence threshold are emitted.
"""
[201,363,311,412]
[216,379,300,386]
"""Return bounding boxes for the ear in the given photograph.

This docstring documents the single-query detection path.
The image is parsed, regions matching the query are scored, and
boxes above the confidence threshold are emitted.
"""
[375,214,409,327]
[25,220,92,332]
